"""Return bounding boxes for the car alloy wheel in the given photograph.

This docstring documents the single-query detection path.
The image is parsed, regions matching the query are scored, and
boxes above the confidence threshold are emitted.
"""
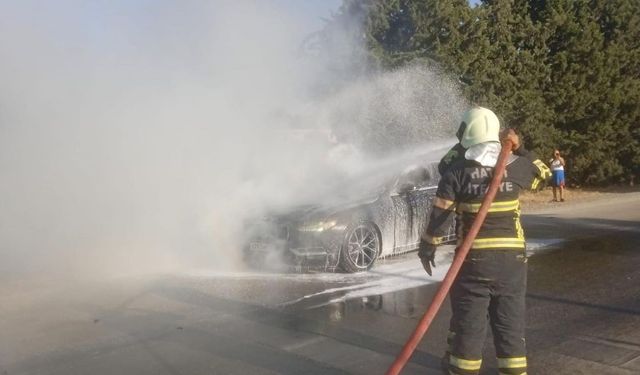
[341,222,380,272]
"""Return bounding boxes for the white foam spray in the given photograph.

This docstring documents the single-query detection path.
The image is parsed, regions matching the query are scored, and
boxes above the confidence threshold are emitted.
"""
[0,1,467,281]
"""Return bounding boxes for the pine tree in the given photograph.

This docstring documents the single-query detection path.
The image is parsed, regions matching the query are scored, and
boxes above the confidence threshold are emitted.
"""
[538,0,640,184]
[324,0,640,184]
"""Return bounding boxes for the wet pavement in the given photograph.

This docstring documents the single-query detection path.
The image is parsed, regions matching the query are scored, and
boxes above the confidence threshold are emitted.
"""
[1,192,639,375]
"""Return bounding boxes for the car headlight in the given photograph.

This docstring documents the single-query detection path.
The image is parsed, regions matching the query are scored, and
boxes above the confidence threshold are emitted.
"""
[297,220,337,232]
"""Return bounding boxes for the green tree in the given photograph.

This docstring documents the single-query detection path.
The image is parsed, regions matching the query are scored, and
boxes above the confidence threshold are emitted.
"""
[538,0,640,184]
[325,0,640,184]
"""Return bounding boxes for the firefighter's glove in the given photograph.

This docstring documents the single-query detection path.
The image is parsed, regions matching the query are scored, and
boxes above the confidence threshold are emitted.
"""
[500,128,520,152]
[418,239,437,276]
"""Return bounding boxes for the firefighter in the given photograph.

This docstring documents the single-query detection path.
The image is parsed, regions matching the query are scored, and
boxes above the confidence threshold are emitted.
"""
[418,107,551,375]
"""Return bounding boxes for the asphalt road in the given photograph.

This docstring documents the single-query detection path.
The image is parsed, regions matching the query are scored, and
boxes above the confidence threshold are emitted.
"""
[2,192,639,375]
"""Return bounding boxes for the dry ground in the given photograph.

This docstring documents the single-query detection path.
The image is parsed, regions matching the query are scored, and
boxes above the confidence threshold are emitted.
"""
[520,185,640,212]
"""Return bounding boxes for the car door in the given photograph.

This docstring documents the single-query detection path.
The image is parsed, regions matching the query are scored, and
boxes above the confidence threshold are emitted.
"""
[390,187,413,253]
[390,165,437,253]
[407,181,438,248]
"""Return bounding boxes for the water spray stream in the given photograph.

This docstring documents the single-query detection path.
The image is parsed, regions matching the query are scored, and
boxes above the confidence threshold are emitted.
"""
[0,1,467,283]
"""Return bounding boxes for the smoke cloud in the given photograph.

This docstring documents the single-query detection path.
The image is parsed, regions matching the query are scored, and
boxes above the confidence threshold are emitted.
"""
[0,1,466,281]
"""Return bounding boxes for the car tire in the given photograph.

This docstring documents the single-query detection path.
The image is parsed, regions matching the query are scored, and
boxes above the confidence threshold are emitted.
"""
[340,222,381,273]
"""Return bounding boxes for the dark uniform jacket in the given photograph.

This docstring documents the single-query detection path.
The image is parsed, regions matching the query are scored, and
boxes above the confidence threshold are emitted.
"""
[425,146,551,250]
[438,143,466,176]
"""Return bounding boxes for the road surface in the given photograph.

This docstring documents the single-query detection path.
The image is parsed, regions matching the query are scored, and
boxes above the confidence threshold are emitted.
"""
[2,192,639,374]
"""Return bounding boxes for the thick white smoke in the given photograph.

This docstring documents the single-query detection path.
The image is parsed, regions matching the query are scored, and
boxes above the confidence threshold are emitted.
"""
[0,1,466,280]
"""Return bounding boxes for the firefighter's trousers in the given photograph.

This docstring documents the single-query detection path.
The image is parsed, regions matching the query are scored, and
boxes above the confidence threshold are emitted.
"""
[446,250,527,375]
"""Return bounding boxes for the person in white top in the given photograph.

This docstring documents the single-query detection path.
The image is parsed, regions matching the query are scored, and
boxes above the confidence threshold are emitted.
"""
[549,149,566,202]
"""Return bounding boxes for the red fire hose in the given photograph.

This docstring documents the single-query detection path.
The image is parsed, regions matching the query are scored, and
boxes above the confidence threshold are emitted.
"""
[385,140,514,375]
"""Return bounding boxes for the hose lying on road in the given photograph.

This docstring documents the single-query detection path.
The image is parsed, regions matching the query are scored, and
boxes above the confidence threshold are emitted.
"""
[385,140,514,375]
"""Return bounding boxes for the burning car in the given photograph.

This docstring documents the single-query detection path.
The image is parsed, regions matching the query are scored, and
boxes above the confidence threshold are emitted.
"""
[243,155,456,273]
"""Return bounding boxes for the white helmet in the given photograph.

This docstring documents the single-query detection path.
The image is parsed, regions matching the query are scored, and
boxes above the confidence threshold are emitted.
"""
[457,107,501,149]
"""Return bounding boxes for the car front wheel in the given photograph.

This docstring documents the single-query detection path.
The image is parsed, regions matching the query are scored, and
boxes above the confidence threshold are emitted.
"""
[340,222,380,273]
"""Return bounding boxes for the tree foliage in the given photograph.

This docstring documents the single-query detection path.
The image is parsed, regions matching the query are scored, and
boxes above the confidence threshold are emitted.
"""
[327,0,640,185]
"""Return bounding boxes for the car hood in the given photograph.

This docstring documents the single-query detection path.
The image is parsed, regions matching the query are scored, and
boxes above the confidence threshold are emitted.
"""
[271,194,381,224]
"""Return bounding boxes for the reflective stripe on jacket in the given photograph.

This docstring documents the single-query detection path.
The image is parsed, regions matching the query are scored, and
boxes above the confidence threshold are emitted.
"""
[425,146,551,250]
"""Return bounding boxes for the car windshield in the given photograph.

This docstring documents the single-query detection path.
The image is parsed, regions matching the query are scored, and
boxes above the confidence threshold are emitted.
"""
[314,157,440,205]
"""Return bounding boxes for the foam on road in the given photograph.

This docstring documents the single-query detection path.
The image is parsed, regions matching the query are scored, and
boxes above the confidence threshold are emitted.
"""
[187,238,564,309]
